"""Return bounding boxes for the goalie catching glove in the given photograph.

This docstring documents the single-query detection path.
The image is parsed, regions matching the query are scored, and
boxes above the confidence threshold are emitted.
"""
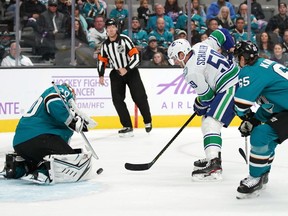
[238,110,261,137]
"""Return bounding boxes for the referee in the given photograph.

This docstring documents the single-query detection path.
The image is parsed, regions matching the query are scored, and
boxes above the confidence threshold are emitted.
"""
[97,18,152,137]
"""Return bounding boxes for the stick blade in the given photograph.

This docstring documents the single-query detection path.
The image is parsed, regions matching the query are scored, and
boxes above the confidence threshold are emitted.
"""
[238,148,248,164]
[124,162,151,171]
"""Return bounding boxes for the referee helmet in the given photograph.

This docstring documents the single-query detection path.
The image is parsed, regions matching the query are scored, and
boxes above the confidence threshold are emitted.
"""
[105,18,117,27]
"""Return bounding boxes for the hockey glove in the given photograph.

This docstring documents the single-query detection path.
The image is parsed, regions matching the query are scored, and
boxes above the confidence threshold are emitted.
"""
[68,116,88,133]
[239,121,254,137]
[69,99,98,129]
[193,98,209,116]
[238,111,261,137]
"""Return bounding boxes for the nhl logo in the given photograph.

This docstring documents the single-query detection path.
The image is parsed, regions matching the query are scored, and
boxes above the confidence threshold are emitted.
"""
[117,45,124,53]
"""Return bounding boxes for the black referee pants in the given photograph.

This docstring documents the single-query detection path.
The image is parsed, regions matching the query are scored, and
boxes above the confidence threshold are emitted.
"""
[110,67,152,128]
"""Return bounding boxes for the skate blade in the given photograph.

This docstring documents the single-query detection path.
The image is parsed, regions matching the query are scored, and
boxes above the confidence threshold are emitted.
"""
[21,174,50,185]
[236,190,261,199]
[0,170,6,178]
[192,171,223,182]
[193,166,207,171]
[119,132,134,138]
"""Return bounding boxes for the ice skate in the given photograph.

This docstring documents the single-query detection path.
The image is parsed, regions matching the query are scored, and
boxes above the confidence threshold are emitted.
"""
[118,127,134,137]
[21,171,51,185]
[193,158,208,170]
[239,171,269,187]
[192,157,222,181]
[145,123,152,133]
[262,171,269,185]
[0,169,6,178]
[236,174,266,199]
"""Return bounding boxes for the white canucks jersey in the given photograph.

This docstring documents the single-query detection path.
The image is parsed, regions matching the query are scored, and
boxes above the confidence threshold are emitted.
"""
[184,29,239,104]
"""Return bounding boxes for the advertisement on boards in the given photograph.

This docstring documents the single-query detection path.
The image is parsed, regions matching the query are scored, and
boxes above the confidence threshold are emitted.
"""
[0,68,197,120]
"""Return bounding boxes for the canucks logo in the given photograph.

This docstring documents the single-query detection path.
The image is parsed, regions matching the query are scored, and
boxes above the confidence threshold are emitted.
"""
[189,80,198,88]
[117,45,124,53]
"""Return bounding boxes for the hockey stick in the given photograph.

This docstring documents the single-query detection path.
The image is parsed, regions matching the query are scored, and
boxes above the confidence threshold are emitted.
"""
[239,136,249,164]
[245,136,249,163]
[238,148,247,164]
[52,82,99,159]
[125,112,197,171]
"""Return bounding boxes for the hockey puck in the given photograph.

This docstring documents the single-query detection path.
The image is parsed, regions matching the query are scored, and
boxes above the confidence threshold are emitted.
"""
[96,168,103,175]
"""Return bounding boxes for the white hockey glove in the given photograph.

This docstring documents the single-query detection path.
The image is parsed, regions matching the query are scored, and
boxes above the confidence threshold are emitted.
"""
[68,109,88,132]
[68,115,88,133]
[68,99,97,129]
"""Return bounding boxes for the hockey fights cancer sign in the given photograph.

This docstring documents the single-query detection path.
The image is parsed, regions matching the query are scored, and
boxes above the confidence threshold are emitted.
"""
[0,68,200,131]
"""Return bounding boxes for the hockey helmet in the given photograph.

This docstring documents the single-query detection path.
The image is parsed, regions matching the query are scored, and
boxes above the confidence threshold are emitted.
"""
[234,40,259,62]
[61,83,76,101]
[105,18,117,27]
[167,39,192,65]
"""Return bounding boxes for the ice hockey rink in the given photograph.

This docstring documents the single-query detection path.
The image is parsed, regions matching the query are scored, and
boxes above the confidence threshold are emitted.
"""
[0,126,288,216]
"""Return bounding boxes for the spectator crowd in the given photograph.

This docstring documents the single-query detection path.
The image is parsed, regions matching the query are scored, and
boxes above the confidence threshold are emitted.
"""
[1,0,288,67]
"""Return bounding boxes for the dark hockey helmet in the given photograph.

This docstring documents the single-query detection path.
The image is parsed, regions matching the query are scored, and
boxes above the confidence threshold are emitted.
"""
[105,18,117,27]
[234,40,259,63]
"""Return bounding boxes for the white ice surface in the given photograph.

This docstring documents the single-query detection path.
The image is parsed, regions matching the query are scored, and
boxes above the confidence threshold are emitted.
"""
[1,127,288,216]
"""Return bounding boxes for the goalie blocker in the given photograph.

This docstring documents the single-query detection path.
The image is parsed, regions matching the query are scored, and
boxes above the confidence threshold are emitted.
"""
[1,149,96,184]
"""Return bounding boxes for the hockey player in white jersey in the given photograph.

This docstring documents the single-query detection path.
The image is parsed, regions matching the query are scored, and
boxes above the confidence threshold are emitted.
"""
[167,28,239,181]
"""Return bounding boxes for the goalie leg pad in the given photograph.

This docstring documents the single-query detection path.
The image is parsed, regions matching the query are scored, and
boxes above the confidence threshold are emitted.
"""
[44,152,93,184]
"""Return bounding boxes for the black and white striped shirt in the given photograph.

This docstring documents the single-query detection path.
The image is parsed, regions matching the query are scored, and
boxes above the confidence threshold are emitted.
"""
[98,34,140,76]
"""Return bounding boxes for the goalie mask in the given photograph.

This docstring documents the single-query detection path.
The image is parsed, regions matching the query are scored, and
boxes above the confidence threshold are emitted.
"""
[167,39,192,66]
[60,83,76,101]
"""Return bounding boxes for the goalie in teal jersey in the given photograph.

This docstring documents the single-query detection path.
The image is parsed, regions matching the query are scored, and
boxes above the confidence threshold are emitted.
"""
[1,83,97,184]
[234,40,288,199]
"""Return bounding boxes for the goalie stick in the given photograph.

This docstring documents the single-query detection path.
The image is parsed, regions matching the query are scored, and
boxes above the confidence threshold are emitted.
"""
[125,112,197,171]
[52,81,99,160]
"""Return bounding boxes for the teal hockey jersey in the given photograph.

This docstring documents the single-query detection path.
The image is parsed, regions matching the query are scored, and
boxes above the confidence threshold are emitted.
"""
[234,58,288,121]
[13,85,75,146]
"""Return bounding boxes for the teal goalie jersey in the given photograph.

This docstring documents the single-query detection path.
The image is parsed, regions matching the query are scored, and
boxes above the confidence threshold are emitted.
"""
[13,85,75,146]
